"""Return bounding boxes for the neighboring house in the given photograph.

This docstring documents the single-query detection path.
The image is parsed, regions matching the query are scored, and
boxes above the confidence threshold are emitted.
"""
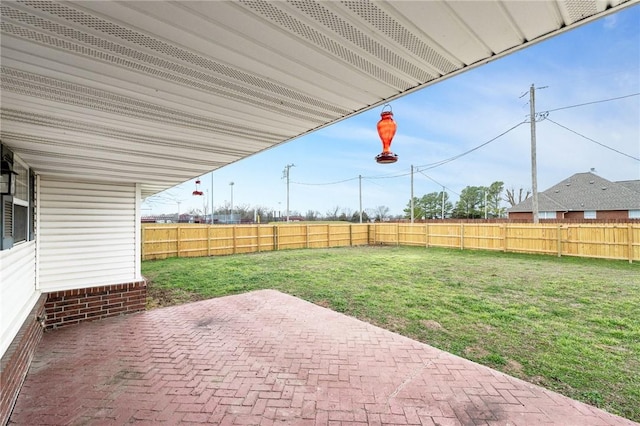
[508,172,640,220]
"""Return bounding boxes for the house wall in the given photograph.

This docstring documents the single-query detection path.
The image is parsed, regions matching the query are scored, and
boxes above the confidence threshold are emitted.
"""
[564,211,585,219]
[1,177,146,422]
[507,211,632,220]
[38,179,140,291]
[508,212,532,220]
[0,241,39,359]
[0,294,46,426]
[596,210,630,220]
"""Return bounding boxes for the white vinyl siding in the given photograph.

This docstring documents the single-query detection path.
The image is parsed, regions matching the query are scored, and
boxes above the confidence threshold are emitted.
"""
[38,179,137,292]
[0,241,38,357]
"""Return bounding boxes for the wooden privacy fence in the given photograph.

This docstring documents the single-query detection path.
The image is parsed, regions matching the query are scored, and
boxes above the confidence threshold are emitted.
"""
[142,222,640,262]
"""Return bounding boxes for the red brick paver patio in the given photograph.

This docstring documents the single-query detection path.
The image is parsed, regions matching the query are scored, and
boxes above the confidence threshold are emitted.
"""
[9,290,636,425]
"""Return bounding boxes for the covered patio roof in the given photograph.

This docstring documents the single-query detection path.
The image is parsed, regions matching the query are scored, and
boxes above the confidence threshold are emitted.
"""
[1,0,635,197]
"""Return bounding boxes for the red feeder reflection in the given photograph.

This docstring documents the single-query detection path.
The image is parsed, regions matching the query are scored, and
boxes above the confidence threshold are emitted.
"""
[192,179,204,196]
[375,104,398,164]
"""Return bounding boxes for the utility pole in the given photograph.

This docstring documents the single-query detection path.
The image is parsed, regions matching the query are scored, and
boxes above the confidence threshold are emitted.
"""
[484,189,488,219]
[359,174,363,224]
[410,165,414,224]
[529,84,539,224]
[282,164,295,222]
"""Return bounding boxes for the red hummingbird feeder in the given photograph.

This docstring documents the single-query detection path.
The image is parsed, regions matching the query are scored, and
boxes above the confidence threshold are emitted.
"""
[192,179,204,196]
[375,104,398,164]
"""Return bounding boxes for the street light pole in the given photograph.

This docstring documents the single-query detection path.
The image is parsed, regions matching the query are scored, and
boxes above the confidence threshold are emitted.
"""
[359,174,362,224]
[229,181,234,224]
[410,165,414,224]
[282,164,295,222]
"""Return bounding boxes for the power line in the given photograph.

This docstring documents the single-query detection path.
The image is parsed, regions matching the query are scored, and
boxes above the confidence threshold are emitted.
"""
[364,171,412,180]
[290,121,526,186]
[416,170,460,197]
[415,121,527,170]
[545,118,640,161]
[544,93,639,114]
[291,176,359,186]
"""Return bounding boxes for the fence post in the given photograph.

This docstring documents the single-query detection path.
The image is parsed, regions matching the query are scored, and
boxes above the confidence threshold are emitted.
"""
[207,225,212,257]
[502,223,507,253]
[232,225,237,254]
[274,225,279,251]
[396,223,400,246]
[141,225,146,260]
[177,225,182,257]
[327,224,330,247]
[306,224,310,249]
[460,224,464,250]
[425,223,429,248]
[351,223,355,247]
[257,225,261,253]
[557,224,562,257]
[629,224,634,264]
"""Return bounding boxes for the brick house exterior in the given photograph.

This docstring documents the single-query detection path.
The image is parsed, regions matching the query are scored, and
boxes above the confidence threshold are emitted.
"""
[508,172,640,220]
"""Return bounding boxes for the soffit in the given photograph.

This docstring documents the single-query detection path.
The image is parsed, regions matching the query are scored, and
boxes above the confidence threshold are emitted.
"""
[0,0,635,197]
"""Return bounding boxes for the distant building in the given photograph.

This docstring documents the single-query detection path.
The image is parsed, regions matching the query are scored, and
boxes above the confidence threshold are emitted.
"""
[508,172,640,220]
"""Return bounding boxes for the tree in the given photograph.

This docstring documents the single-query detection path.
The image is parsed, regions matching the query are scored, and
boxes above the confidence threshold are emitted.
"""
[305,210,320,221]
[338,207,353,222]
[325,205,340,221]
[404,190,453,220]
[403,196,426,220]
[372,205,390,222]
[350,210,369,223]
[485,181,505,218]
[452,186,484,218]
[505,187,531,207]
[436,191,454,219]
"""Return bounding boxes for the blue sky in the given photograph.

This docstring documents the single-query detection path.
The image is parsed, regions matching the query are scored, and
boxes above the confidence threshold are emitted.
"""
[144,5,640,218]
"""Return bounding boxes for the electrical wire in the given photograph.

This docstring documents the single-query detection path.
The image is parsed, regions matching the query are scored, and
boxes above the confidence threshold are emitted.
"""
[291,121,526,186]
[545,118,640,162]
[417,170,460,197]
[285,90,637,187]
[291,176,360,186]
[414,121,527,170]
[544,93,639,114]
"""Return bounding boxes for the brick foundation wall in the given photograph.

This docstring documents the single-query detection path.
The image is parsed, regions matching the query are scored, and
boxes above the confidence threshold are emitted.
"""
[45,280,147,329]
[0,294,47,426]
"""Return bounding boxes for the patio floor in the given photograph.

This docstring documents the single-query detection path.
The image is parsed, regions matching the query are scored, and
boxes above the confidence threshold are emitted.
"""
[9,290,636,425]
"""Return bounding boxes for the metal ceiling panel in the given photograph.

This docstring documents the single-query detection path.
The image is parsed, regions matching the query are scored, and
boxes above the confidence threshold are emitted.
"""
[1,0,636,198]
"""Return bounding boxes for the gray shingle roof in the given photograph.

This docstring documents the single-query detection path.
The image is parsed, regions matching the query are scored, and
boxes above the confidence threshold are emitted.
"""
[508,172,640,213]
[617,180,640,194]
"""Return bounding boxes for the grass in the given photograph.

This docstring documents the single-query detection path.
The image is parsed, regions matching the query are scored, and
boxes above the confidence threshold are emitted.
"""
[142,246,640,421]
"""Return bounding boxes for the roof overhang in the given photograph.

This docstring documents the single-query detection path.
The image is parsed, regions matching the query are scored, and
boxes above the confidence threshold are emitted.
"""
[1,0,636,198]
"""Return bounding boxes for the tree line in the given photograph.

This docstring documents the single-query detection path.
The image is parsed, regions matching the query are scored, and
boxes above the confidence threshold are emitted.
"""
[183,182,530,222]
[404,181,531,219]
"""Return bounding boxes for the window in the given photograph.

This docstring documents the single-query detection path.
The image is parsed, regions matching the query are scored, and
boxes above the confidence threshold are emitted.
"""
[539,211,556,219]
[630,210,640,219]
[1,144,35,250]
[12,159,29,244]
[584,210,596,219]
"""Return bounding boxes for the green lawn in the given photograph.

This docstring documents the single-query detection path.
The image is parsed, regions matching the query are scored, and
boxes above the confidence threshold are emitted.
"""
[142,246,640,421]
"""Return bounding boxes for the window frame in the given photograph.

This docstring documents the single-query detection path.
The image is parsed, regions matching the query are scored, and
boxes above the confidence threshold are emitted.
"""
[1,145,35,250]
